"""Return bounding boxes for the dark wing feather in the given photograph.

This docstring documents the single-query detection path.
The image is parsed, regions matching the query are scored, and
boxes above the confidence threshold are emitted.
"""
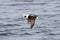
[30,19,35,29]
[28,17,36,29]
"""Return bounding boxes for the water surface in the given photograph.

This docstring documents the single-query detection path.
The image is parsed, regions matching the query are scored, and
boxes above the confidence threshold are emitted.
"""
[0,0,60,40]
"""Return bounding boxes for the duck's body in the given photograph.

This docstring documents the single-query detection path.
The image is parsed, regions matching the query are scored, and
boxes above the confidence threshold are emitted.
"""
[23,14,38,29]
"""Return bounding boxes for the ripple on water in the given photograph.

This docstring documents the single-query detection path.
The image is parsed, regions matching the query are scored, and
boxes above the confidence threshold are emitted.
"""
[0,32,16,36]
[0,24,21,28]
[20,32,34,37]
[12,0,34,2]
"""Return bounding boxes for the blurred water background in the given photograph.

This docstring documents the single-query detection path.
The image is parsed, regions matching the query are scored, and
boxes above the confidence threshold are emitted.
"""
[0,0,60,40]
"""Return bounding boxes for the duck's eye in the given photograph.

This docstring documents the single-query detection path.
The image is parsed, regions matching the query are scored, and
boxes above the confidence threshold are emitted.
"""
[24,16,26,17]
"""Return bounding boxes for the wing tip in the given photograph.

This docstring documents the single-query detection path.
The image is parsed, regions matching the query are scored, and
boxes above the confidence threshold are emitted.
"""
[30,25,34,29]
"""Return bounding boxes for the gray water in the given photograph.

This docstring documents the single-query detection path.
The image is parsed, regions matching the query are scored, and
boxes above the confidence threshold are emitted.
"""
[0,0,60,40]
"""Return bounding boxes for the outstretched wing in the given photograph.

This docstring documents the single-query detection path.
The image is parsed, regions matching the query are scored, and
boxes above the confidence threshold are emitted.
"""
[28,17,36,29]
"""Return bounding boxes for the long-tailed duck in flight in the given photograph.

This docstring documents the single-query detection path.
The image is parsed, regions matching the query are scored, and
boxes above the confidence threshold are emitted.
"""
[23,14,38,29]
